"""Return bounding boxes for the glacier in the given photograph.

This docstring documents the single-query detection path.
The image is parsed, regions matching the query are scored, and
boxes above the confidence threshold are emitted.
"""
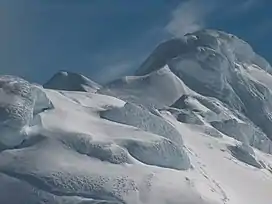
[0,29,272,204]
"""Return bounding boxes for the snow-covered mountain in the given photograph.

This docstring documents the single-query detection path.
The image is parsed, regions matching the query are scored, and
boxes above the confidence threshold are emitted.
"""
[0,30,272,204]
[44,71,101,92]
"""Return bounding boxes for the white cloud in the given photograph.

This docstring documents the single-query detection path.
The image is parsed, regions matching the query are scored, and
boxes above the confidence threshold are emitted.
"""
[165,0,216,37]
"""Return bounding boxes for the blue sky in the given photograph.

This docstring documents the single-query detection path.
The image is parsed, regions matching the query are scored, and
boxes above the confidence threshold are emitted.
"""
[1,0,271,84]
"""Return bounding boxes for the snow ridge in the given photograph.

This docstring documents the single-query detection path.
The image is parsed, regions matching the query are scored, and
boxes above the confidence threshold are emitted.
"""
[44,71,101,92]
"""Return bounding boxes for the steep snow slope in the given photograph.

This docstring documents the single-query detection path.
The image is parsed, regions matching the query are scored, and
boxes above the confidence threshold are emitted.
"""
[99,65,189,108]
[1,29,272,204]
[168,94,272,154]
[135,29,272,149]
[0,83,271,204]
[44,71,101,92]
[161,111,272,204]
[0,84,217,204]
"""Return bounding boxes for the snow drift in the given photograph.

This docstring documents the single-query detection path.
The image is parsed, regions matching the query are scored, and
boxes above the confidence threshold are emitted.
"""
[0,76,52,147]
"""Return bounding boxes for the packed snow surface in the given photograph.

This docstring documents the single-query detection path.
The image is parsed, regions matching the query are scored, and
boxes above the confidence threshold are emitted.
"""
[1,29,272,204]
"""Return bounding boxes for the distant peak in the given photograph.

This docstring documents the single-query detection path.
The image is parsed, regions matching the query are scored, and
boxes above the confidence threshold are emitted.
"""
[44,71,101,92]
[59,71,68,76]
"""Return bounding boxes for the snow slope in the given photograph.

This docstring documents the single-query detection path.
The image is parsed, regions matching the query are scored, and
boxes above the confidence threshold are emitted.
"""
[99,65,189,108]
[135,29,272,152]
[1,29,272,204]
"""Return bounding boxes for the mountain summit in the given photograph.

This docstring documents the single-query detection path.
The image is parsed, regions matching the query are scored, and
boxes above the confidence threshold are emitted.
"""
[135,29,272,149]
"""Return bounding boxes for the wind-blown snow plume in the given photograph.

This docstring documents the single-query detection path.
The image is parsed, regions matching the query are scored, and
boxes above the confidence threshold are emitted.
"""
[165,0,216,37]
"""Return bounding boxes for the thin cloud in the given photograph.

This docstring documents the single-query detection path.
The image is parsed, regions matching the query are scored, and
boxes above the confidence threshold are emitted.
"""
[165,0,217,37]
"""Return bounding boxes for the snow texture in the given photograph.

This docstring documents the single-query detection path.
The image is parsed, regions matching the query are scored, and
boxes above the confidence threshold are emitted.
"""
[0,76,52,147]
[136,29,272,153]
[99,65,189,109]
[100,102,184,145]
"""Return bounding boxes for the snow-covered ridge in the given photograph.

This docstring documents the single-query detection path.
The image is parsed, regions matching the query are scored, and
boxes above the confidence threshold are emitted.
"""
[0,29,272,204]
[98,65,189,108]
[135,29,272,150]
[44,71,101,92]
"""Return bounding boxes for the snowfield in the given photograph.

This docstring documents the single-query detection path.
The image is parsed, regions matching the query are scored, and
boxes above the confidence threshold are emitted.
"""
[1,29,272,204]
